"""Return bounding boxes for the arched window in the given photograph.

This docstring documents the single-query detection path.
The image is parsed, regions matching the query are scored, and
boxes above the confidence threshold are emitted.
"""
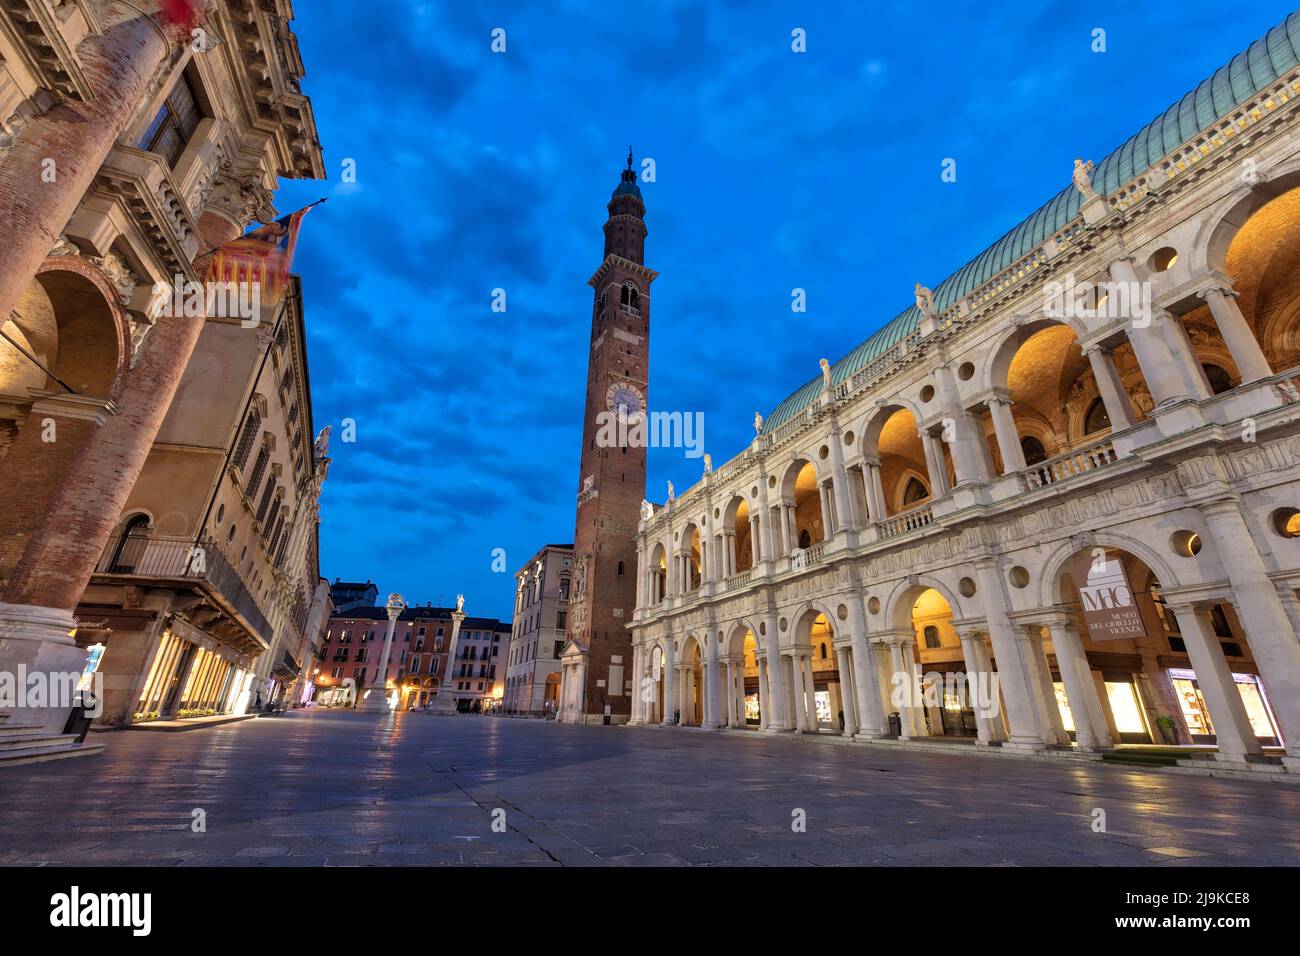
[1203,364,1233,395]
[923,624,942,649]
[819,642,828,659]
[1020,436,1048,466]
[1083,398,1111,436]
[108,514,150,574]
[903,477,929,505]
[798,529,812,549]
[617,560,625,576]
[620,283,640,313]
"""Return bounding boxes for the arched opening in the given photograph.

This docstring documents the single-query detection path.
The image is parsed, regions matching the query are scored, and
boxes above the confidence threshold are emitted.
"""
[1005,323,1143,463]
[1052,546,1283,753]
[724,625,761,728]
[1195,184,1300,380]
[679,524,701,592]
[648,543,667,603]
[778,459,825,556]
[0,267,126,576]
[721,495,754,576]
[865,405,939,517]
[677,636,704,726]
[908,587,978,738]
[790,610,846,733]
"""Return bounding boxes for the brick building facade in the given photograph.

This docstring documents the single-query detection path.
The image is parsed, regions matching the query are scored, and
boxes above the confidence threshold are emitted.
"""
[0,1,323,760]
[557,156,652,723]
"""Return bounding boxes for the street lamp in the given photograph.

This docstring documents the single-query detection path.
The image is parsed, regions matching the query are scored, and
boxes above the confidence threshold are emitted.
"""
[361,592,405,713]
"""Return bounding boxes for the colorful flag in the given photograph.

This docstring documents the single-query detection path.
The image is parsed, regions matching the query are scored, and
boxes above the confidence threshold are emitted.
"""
[205,200,325,307]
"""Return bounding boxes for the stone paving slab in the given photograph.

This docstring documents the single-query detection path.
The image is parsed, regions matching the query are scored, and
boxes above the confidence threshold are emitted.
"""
[0,709,1297,866]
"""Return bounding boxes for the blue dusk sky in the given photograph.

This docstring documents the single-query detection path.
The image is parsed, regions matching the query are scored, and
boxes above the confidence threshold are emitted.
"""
[269,0,1292,621]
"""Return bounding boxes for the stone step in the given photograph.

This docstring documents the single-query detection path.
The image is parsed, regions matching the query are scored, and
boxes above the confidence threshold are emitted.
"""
[0,723,47,737]
[0,741,104,768]
[0,732,79,752]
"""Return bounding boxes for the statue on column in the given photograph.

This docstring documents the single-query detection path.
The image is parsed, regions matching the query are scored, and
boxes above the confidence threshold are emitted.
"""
[819,358,832,388]
[455,593,464,613]
[753,411,763,435]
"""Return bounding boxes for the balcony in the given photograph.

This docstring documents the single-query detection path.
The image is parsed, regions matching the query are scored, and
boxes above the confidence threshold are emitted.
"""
[1022,437,1118,491]
[878,504,935,540]
[95,533,273,652]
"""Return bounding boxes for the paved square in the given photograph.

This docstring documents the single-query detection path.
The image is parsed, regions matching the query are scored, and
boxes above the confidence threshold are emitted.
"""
[2,711,1298,866]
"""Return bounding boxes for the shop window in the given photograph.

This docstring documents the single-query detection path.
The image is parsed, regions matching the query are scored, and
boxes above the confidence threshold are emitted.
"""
[1083,398,1110,435]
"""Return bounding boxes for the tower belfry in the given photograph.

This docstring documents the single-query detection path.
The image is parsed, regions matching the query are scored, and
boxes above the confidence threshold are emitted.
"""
[557,154,656,723]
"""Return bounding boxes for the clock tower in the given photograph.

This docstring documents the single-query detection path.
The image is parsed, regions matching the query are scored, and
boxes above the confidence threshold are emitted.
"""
[559,151,655,723]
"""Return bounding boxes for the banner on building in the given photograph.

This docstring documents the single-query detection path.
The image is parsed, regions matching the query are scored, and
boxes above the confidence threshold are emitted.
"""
[1073,548,1145,641]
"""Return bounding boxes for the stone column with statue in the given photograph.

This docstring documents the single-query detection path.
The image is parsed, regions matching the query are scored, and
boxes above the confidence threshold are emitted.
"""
[361,593,405,712]
[428,595,468,714]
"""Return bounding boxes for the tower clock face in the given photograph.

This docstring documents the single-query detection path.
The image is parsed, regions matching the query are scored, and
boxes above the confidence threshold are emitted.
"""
[606,382,644,422]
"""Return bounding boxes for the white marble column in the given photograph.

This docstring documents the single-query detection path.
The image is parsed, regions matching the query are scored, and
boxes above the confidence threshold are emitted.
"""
[1199,284,1271,382]
[848,598,886,737]
[1044,617,1112,751]
[972,559,1049,749]
[1083,345,1137,429]
[799,652,818,730]
[757,656,771,729]
[987,396,1026,474]
[704,636,721,729]
[920,429,950,496]
[661,640,676,725]
[955,628,1003,744]
[836,646,858,735]
[1169,603,1261,759]
[1198,499,1300,758]
[1108,257,1197,405]
[1021,624,1069,746]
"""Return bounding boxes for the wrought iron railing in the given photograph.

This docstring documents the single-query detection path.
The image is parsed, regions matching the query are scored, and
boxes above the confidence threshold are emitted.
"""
[96,533,273,644]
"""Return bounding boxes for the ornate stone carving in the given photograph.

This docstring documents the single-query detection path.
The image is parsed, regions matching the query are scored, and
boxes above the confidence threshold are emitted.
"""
[205,159,277,227]
[90,250,138,306]
[46,235,80,258]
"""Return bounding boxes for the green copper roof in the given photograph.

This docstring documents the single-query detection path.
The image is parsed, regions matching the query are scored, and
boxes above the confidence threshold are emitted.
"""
[762,10,1300,434]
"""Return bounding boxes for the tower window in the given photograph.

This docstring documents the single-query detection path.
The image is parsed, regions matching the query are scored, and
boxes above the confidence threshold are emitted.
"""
[620,283,640,314]
[617,560,625,575]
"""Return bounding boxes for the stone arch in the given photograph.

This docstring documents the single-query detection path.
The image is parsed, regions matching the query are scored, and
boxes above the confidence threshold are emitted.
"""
[883,575,966,633]
[2,260,129,459]
[857,396,925,451]
[1036,531,1186,610]
[725,618,762,659]
[983,317,1086,394]
[787,599,840,647]
[1194,158,1300,276]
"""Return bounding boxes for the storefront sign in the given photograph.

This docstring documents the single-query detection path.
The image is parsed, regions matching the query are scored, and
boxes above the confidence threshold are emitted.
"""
[1074,549,1145,641]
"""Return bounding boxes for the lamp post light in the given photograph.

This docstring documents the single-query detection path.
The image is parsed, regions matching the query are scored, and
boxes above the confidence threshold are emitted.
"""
[361,592,406,713]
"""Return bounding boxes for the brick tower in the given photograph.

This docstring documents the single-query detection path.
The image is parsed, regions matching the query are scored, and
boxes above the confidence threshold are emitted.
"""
[558,151,656,723]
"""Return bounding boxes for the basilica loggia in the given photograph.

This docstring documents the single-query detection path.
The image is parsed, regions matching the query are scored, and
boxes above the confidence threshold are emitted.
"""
[626,14,1300,773]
